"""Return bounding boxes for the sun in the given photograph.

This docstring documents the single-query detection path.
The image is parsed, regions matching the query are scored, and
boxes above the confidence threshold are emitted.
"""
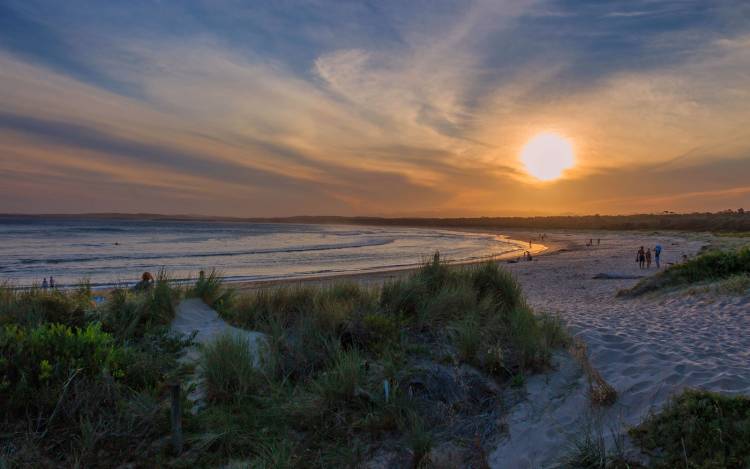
[520,132,575,181]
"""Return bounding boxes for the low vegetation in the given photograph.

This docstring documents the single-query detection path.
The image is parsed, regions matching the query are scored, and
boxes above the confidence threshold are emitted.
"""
[1,258,570,467]
[620,246,750,297]
[0,278,189,468]
[197,257,569,467]
[630,389,750,468]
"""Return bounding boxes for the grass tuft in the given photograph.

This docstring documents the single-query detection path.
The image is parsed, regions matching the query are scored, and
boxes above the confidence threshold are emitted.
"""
[202,332,264,403]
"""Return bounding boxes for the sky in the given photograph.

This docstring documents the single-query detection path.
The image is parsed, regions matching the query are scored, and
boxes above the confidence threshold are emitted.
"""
[0,0,749,217]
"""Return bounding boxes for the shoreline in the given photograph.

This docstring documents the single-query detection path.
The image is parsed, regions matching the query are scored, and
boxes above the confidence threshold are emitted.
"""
[6,228,567,292]
[227,229,572,292]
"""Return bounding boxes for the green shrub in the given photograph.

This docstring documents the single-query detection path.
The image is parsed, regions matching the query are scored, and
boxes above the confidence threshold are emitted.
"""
[630,389,750,468]
[0,322,125,414]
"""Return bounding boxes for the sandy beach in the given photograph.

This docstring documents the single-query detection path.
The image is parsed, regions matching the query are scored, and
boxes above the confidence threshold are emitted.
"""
[224,229,749,466]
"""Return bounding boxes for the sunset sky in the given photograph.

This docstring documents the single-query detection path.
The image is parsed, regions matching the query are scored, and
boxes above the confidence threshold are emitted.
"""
[1,1,749,217]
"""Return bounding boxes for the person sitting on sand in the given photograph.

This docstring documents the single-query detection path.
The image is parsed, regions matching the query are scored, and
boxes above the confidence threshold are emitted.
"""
[134,271,155,291]
[645,248,652,268]
[654,244,662,268]
[637,246,646,269]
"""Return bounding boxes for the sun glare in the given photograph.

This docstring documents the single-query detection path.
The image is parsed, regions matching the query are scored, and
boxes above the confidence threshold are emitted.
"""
[520,132,575,181]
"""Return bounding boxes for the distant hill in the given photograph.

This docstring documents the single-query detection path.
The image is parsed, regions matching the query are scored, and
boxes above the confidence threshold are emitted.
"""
[1,211,749,232]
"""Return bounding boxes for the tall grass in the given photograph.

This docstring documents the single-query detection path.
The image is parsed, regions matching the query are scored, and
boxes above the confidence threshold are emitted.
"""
[188,269,234,310]
[0,282,94,327]
[202,332,264,402]
[103,269,179,340]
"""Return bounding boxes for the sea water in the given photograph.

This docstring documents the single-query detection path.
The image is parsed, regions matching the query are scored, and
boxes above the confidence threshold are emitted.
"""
[0,217,524,287]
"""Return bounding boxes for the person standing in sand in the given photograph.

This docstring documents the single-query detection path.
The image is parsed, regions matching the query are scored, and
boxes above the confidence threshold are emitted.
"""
[42,277,48,290]
[654,244,662,268]
[645,248,652,268]
[637,246,646,269]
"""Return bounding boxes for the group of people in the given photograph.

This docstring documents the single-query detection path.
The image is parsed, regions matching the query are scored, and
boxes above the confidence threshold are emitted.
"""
[636,244,662,269]
[40,276,56,289]
[586,238,601,247]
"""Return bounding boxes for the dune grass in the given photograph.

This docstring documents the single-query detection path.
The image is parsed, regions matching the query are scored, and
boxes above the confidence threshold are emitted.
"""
[620,246,750,297]
[194,256,569,467]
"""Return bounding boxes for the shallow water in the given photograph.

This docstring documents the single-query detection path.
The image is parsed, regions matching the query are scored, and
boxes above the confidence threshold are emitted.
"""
[0,217,523,287]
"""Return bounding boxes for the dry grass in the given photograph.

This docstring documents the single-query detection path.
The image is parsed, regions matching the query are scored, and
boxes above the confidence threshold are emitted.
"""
[569,339,617,407]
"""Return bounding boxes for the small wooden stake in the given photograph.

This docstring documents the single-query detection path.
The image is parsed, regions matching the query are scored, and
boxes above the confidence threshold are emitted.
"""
[170,382,183,455]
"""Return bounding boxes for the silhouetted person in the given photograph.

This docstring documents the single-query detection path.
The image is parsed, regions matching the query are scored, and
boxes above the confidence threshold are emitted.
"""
[42,277,48,290]
[637,246,646,269]
[49,276,55,289]
[654,244,662,268]
[645,248,652,268]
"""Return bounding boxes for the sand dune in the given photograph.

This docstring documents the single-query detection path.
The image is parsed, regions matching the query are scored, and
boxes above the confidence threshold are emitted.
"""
[491,232,750,467]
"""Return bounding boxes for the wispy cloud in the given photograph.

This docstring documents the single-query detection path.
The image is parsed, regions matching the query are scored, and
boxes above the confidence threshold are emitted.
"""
[0,0,748,215]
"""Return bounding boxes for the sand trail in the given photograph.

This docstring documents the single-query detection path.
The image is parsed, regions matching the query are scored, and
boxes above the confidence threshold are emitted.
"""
[490,232,750,467]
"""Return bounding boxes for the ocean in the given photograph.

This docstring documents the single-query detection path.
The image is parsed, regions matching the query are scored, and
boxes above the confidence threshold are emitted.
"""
[0,217,526,288]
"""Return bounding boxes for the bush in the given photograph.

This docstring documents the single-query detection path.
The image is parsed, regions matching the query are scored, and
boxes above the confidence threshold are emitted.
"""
[630,389,750,468]
[0,322,125,415]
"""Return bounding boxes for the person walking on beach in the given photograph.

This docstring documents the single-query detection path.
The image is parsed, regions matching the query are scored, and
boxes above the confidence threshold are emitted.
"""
[42,277,48,290]
[654,244,662,268]
[637,246,646,269]
[645,248,652,268]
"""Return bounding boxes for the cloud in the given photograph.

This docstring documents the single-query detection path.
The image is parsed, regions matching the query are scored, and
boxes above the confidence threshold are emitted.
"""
[0,1,749,216]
